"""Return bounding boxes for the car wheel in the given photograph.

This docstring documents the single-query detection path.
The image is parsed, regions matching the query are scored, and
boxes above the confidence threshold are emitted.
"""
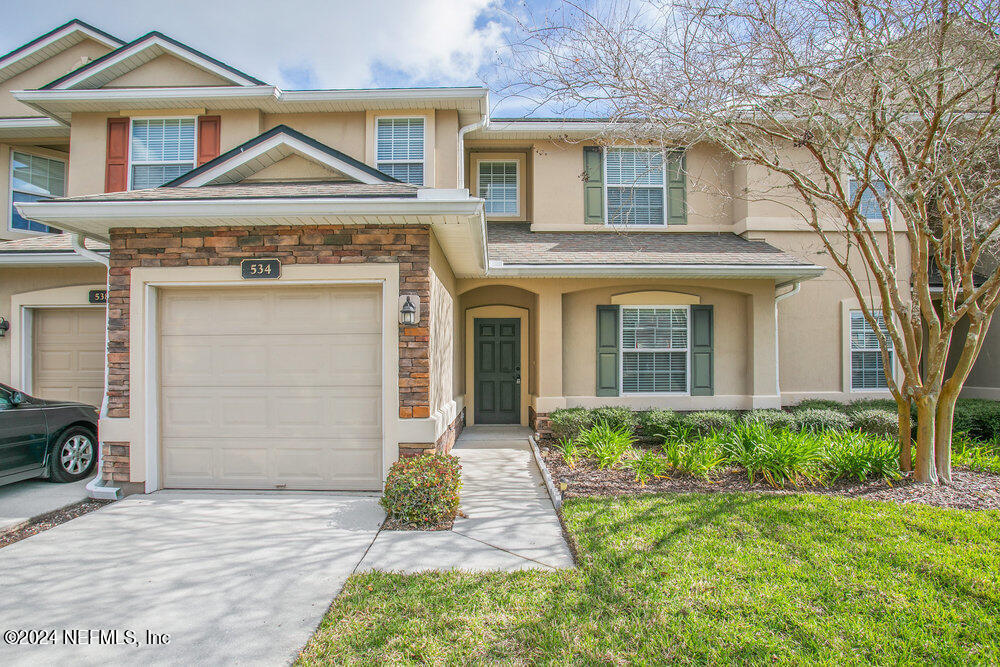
[49,427,97,483]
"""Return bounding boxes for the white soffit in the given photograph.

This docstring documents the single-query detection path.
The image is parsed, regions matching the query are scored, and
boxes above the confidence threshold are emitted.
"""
[0,20,123,84]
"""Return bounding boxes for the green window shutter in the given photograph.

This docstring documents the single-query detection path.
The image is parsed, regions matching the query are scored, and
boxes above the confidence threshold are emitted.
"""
[667,151,687,225]
[583,146,604,224]
[596,305,619,396]
[690,304,714,395]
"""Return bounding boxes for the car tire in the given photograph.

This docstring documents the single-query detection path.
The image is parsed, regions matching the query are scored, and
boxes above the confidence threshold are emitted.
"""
[49,427,98,483]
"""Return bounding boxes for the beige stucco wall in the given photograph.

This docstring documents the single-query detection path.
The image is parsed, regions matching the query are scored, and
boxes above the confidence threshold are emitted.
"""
[0,39,113,117]
[429,233,459,416]
[262,112,366,162]
[0,264,107,387]
[103,55,234,88]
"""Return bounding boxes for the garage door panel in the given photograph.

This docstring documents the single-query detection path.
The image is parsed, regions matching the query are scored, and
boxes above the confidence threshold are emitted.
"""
[160,286,383,490]
[33,308,105,406]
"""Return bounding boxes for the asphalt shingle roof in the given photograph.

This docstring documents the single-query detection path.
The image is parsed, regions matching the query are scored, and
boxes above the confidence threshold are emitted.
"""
[51,181,419,203]
[487,223,813,266]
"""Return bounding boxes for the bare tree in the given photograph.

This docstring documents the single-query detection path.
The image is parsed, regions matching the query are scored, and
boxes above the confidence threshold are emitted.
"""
[502,0,1000,483]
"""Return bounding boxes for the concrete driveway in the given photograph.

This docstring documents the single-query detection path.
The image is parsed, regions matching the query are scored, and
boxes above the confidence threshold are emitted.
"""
[0,477,91,532]
[0,491,383,666]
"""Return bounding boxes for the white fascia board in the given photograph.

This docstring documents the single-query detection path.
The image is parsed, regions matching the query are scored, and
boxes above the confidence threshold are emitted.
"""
[182,133,386,186]
[282,87,488,113]
[0,252,107,266]
[0,117,63,130]
[484,121,615,134]
[50,35,261,89]
[13,85,278,104]
[15,196,483,223]
[487,263,827,280]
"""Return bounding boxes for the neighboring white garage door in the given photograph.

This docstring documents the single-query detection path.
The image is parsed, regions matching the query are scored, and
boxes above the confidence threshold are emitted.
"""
[159,285,383,490]
[32,307,105,407]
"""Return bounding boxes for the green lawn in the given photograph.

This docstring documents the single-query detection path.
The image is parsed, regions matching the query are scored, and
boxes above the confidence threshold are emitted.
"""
[298,494,1000,665]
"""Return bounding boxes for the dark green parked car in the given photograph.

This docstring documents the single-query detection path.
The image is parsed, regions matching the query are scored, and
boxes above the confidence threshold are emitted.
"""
[0,383,99,487]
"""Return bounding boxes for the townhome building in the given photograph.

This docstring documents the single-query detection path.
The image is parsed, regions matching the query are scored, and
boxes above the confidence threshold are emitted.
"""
[3,20,997,496]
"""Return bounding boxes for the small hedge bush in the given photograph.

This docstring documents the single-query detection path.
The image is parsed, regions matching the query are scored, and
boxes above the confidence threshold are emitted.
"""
[591,406,640,434]
[683,410,737,435]
[741,409,797,431]
[849,408,898,438]
[953,399,1000,441]
[792,399,847,413]
[380,454,461,527]
[795,408,851,433]
[638,409,677,438]
[846,398,899,414]
[548,408,593,440]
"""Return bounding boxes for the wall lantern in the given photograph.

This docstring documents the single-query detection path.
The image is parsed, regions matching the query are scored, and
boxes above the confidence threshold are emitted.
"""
[0,317,8,337]
[398,295,420,325]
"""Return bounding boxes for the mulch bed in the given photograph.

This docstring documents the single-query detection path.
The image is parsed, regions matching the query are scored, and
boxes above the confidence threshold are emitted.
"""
[540,447,1000,511]
[0,499,113,549]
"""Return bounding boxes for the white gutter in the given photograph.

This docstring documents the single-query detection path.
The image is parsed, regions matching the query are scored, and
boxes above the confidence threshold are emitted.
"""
[457,109,489,188]
[487,262,826,280]
[0,252,105,266]
[773,281,803,397]
[68,234,120,501]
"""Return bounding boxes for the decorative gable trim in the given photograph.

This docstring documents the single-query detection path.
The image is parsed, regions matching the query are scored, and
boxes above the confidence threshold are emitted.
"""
[0,19,124,84]
[41,31,266,90]
[167,124,401,187]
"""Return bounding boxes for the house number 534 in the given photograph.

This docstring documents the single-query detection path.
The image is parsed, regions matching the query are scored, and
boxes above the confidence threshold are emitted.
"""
[241,258,281,280]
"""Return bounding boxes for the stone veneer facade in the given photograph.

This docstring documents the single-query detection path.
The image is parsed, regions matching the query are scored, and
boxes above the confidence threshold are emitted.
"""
[103,223,434,482]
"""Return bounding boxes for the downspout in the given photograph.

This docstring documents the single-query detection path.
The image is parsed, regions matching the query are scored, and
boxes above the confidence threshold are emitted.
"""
[774,281,802,401]
[69,233,120,501]
[457,114,488,189]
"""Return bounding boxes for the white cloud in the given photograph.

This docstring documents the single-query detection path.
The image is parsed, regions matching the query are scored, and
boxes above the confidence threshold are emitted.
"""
[1,0,508,89]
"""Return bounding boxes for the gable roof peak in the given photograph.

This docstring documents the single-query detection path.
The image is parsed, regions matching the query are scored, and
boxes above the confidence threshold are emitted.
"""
[41,29,267,90]
[0,19,124,84]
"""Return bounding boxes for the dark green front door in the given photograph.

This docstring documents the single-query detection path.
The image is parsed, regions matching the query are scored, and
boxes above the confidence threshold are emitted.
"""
[474,318,520,424]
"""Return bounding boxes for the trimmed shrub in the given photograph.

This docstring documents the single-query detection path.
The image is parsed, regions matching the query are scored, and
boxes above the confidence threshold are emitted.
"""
[577,420,636,469]
[591,406,640,434]
[380,454,461,526]
[740,409,797,431]
[548,408,592,440]
[952,399,1000,441]
[792,399,848,413]
[638,409,677,439]
[795,408,851,433]
[846,398,899,414]
[849,409,899,438]
[682,411,737,435]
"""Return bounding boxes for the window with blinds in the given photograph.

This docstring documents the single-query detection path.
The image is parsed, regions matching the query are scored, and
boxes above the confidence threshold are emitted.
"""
[376,117,424,185]
[10,151,63,233]
[849,178,888,220]
[606,147,665,226]
[621,306,689,393]
[130,118,196,189]
[850,310,892,390]
[478,160,518,216]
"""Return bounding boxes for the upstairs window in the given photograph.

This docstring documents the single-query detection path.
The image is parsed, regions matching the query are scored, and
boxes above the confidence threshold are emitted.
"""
[478,160,518,216]
[850,310,893,390]
[130,118,196,189]
[621,306,689,393]
[10,151,63,233]
[606,148,665,226]
[376,117,424,185]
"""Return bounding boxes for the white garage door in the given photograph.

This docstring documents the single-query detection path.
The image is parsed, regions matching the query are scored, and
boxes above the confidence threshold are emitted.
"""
[32,307,105,407]
[159,285,383,490]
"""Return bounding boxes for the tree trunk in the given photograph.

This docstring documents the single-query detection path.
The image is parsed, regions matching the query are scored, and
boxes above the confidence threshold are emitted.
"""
[913,395,939,484]
[897,398,912,472]
[935,386,960,484]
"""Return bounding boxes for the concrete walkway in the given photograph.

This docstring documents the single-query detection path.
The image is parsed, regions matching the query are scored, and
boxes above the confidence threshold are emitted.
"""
[0,477,91,532]
[359,425,574,572]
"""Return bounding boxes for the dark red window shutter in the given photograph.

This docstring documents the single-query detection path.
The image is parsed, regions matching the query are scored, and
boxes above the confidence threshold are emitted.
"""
[105,117,129,192]
[197,115,221,165]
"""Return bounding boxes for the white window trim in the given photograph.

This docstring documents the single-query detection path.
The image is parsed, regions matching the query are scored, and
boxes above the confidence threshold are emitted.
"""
[848,308,896,392]
[603,146,668,228]
[619,304,691,396]
[127,116,198,191]
[477,158,520,218]
[9,148,66,234]
[374,116,426,185]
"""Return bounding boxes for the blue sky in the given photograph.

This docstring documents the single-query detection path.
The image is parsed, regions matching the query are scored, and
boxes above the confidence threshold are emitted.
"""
[1,0,564,116]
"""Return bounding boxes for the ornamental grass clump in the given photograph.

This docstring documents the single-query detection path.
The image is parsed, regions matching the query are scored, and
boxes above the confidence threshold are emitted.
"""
[576,420,636,469]
[623,449,673,486]
[380,454,461,528]
[661,431,725,478]
[822,431,900,482]
[724,422,825,488]
[952,431,1000,474]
